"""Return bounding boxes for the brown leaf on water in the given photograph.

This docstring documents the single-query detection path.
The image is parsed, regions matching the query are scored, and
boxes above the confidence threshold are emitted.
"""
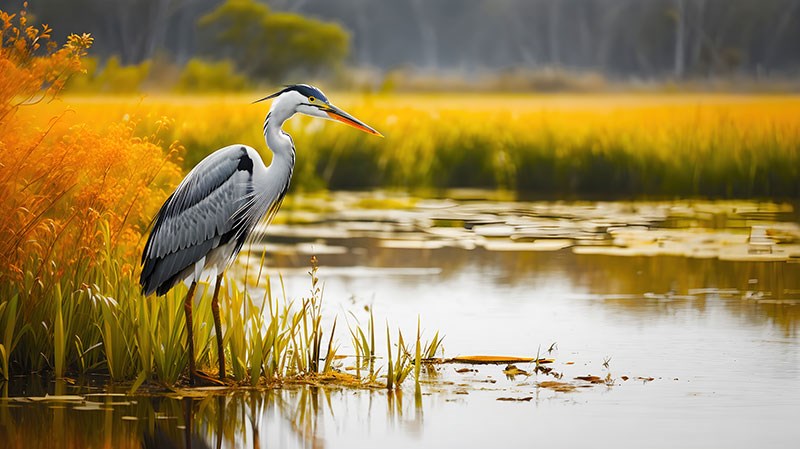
[565,361,575,365]
[621,376,629,381]
[575,375,604,384]
[537,381,577,392]
[497,396,533,401]
[637,377,655,382]
[455,368,476,373]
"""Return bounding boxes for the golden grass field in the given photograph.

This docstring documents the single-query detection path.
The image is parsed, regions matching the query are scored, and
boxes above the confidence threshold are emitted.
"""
[22,92,800,197]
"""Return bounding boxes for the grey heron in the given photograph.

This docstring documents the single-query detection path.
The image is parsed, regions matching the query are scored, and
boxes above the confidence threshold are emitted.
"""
[139,84,381,385]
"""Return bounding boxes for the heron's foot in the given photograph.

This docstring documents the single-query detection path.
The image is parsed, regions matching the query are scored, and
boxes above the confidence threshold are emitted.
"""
[188,370,226,387]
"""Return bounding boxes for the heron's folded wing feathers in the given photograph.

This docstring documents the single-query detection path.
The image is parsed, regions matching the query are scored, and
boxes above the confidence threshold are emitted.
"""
[140,146,254,295]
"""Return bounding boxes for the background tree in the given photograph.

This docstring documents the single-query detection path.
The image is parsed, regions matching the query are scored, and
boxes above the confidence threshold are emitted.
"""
[197,0,348,81]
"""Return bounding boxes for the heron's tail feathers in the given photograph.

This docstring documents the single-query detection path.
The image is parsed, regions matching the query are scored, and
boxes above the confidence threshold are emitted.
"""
[140,240,214,296]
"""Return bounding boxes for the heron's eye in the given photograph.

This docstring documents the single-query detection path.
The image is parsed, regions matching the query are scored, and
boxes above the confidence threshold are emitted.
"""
[308,96,316,102]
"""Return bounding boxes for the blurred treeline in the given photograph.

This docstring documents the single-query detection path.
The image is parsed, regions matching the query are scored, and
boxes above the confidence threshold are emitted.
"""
[15,0,800,92]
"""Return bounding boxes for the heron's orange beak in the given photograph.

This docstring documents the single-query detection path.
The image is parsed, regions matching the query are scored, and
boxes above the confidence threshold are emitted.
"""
[325,104,383,137]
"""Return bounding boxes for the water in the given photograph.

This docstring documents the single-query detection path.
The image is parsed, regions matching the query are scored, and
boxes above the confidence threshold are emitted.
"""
[2,194,799,448]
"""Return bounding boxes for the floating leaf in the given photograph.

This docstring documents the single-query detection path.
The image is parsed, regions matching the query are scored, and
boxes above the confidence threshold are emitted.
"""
[575,375,604,384]
[538,381,577,392]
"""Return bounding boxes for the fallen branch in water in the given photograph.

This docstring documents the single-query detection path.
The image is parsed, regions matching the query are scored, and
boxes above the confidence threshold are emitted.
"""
[433,355,555,365]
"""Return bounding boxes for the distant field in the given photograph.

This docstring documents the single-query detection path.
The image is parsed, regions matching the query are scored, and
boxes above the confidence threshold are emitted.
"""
[25,93,800,198]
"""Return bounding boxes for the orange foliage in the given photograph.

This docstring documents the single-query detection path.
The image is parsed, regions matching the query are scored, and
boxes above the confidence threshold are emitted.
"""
[0,7,182,282]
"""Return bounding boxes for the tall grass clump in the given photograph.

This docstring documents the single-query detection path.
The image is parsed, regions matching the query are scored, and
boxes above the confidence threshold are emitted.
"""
[226,255,343,385]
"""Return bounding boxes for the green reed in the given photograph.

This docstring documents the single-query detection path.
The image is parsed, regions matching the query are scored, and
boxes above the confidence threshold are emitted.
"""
[348,309,377,383]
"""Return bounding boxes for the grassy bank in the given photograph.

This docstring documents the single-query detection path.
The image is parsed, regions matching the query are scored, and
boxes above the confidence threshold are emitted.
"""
[23,93,800,198]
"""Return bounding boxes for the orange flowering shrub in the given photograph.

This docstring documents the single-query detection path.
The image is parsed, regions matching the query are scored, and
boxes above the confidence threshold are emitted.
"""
[0,7,182,282]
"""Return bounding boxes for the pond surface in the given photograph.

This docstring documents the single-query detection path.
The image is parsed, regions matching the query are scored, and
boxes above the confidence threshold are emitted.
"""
[2,194,799,448]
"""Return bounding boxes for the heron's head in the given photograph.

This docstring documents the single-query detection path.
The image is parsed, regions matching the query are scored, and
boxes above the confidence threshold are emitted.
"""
[255,84,382,137]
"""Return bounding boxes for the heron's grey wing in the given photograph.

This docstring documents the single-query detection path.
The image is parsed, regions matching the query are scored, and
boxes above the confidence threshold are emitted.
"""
[140,145,255,296]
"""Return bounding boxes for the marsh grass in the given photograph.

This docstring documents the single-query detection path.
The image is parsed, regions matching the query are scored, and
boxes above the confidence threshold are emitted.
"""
[276,95,800,198]
[346,313,441,390]
[27,94,800,199]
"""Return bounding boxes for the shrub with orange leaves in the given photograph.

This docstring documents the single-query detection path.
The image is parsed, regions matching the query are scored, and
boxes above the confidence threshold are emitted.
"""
[0,7,183,376]
[0,8,181,282]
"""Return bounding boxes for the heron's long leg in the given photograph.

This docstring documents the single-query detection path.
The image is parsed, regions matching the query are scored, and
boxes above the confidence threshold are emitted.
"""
[184,281,198,386]
[211,273,226,380]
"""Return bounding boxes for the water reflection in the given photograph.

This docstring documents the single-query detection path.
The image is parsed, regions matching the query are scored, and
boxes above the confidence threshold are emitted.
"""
[251,196,800,337]
[0,377,433,449]
[0,383,310,448]
[264,244,799,337]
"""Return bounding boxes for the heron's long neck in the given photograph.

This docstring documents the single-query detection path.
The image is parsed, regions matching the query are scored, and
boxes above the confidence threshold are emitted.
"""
[262,109,296,186]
